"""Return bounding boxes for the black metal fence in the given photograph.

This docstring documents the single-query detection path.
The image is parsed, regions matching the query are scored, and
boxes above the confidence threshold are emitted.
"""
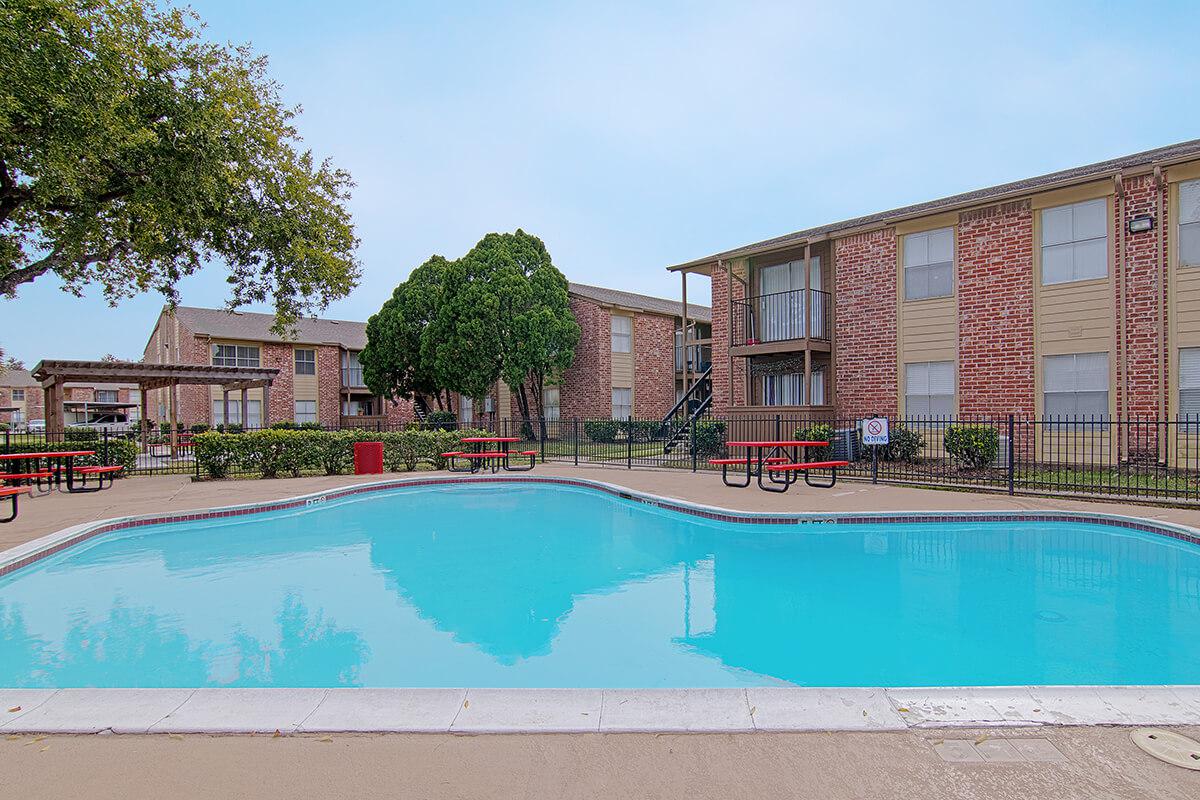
[8,414,1200,503]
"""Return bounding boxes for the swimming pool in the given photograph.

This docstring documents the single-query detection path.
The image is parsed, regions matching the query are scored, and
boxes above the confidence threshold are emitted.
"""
[2,480,1199,688]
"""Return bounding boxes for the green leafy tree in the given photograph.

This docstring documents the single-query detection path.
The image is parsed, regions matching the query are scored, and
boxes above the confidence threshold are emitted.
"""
[0,0,361,332]
[361,256,453,411]
[363,231,579,434]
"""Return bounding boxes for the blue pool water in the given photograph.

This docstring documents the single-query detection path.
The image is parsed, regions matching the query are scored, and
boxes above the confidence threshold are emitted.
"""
[2,483,1199,688]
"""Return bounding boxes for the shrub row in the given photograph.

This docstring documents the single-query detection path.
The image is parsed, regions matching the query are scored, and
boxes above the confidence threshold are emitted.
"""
[192,427,488,479]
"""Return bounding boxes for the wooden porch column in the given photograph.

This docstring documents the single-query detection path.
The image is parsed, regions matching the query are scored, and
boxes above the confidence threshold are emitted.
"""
[804,350,813,408]
[681,270,690,396]
[240,388,249,428]
[262,381,271,427]
[169,380,179,456]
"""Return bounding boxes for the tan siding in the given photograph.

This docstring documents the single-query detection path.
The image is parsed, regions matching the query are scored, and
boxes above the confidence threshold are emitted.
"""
[1036,278,1115,355]
[610,313,635,399]
[1175,268,1200,344]
[900,297,956,362]
[293,348,318,403]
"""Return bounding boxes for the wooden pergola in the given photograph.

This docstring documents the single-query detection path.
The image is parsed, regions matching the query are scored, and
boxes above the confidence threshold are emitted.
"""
[31,360,280,454]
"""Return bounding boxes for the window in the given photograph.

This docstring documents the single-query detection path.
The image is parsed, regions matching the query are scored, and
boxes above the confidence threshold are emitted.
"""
[1180,348,1200,416]
[1043,353,1109,418]
[11,389,24,401]
[611,315,632,353]
[11,409,24,425]
[212,399,261,427]
[94,390,118,403]
[612,387,632,419]
[459,396,473,424]
[294,349,316,375]
[1041,198,1108,284]
[294,400,317,424]
[809,367,826,406]
[1181,179,1200,268]
[543,386,561,421]
[903,227,954,300]
[760,373,803,406]
[212,344,260,368]
[905,361,955,416]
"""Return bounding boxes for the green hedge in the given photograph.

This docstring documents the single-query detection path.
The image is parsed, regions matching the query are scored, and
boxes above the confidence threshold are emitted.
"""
[944,424,999,469]
[192,427,489,479]
[692,419,726,457]
[583,420,620,443]
[795,423,835,462]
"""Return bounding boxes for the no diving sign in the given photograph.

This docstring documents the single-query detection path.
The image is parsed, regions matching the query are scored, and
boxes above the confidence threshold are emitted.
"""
[862,417,889,446]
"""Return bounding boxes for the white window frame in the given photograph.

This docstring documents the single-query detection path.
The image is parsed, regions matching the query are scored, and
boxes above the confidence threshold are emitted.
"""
[11,388,24,401]
[212,344,261,368]
[294,348,316,375]
[1181,179,1200,268]
[542,386,561,421]
[1043,352,1110,420]
[1179,347,1200,416]
[903,227,954,300]
[94,390,118,403]
[294,400,317,424]
[1040,198,1108,285]
[611,315,632,353]
[905,361,955,416]
[612,387,632,419]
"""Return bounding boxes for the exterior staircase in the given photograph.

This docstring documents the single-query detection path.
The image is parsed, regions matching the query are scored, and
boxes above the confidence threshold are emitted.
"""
[413,396,430,423]
[660,366,713,455]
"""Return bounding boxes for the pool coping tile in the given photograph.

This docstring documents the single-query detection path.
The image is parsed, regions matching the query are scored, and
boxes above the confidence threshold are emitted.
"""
[450,689,602,733]
[0,689,60,727]
[148,688,328,734]
[1,688,194,734]
[300,688,466,733]
[746,687,906,731]
[599,689,755,733]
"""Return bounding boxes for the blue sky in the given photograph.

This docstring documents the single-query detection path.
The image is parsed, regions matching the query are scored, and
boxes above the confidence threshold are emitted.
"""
[5,0,1200,364]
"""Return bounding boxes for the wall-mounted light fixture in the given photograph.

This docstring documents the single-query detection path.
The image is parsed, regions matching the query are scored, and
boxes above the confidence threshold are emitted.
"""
[1128,214,1155,234]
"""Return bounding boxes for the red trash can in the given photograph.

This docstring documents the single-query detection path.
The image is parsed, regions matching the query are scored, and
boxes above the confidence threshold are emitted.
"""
[353,441,384,475]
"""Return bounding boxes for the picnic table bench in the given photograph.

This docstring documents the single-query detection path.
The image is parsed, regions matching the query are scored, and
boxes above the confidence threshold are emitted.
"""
[711,441,849,493]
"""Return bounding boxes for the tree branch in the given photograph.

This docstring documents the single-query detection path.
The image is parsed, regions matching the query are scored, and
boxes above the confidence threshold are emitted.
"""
[0,242,130,296]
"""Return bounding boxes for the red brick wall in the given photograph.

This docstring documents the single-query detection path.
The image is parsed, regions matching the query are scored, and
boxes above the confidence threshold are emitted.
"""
[957,200,1036,416]
[1119,175,1168,417]
[558,297,611,419]
[834,230,898,418]
[709,262,747,414]
[634,313,676,418]
[317,345,342,427]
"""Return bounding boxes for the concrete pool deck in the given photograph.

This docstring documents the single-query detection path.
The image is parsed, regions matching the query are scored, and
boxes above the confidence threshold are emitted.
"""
[3,467,1200,794]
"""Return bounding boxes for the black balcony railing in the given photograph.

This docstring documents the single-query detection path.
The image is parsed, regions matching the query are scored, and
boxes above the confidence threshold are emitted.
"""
[733,288,830,345]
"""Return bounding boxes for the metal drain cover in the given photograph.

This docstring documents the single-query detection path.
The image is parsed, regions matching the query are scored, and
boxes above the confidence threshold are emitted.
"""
[1131,728,1200,770]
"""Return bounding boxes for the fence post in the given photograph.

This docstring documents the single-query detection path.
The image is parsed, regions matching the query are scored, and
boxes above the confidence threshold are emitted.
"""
[691,417,698,472]
[103,428,109,465]
[774,414,781,441]
[627,415,633,469]
[539,417,546,462]
[1006,414,1015,496]
[574,418,579,466]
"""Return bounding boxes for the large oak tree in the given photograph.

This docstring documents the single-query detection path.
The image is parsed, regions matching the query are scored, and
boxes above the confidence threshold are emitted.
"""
[0,0,360,331]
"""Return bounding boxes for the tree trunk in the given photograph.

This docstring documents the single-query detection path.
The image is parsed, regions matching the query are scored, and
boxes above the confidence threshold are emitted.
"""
[514,381,534,440]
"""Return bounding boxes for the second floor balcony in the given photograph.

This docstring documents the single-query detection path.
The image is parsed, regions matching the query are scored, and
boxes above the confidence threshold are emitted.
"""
[732,288,830,354]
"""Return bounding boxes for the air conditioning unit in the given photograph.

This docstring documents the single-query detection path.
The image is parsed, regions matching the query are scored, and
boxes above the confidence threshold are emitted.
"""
[833,427,861,462]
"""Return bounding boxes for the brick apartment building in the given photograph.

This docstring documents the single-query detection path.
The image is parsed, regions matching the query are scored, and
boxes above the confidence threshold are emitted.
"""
[668,139,1200,424]
[140,283,710,428]
[1,368,140,430]
[481,283,710,426]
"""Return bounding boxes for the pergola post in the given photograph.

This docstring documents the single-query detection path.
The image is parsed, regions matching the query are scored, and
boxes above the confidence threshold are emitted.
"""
[169,380,179,457]
[681,271,690,397]
[262,381,271,427]
[44,379,65,438]
[240,388,249,429]
[139,382,149,452]
[222,390,231,430]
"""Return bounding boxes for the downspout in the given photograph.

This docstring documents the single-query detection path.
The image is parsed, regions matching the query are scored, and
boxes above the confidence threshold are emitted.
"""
[1115,172,1126,459]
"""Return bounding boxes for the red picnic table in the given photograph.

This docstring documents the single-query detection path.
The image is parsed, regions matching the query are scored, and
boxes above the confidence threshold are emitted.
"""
[0,450,121,494]
[446,436,537,473]
[712,440,848,493]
